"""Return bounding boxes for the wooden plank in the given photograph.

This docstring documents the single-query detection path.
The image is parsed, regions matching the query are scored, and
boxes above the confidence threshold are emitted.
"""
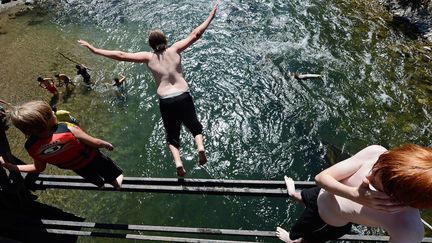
[45,228,257,243]
[338,234,432,242]
[34,181,289,197]
[40,219,275,237]
[28,227,432,242]
[13,219,432,242]
[32,174,315,188]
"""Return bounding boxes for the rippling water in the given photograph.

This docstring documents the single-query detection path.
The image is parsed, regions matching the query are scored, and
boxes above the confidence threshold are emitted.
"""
[1,0,432,241]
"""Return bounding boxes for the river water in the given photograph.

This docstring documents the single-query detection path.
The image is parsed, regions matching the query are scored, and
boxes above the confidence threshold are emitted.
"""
[1,0,432,242]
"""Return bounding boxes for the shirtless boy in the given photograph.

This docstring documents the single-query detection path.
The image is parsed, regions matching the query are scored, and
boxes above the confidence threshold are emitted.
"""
[276,144,432,243]
[55,73,75,88]
[78,2,219,176]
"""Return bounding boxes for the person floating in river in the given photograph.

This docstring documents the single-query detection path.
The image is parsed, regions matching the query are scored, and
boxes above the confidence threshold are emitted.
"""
[1,101,123,189]
[290,72,322,80]
[276,144,432,243]
[113,74,126,91]
[78,2,219,177]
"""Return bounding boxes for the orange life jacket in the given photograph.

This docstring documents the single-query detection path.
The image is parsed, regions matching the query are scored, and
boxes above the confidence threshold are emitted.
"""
[25,123,97,170]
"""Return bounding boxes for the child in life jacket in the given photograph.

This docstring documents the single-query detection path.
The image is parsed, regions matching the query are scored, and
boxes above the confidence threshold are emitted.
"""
[0,101,123,189]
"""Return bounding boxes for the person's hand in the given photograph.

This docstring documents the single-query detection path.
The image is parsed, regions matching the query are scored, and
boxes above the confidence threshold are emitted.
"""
[211,1,219,16]
[104,142,114,151]
[353,178,404,213]
[78,40,92,49]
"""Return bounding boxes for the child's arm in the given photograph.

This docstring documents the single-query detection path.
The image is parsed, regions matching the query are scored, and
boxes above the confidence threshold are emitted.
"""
[0,156,46,173]
[68,126,114,151]
[315,145,401,212]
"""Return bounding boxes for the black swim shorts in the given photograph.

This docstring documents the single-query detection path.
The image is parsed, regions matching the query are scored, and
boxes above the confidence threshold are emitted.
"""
[74,151,123,187]
[159,92,203,148]
[290,187,352,243]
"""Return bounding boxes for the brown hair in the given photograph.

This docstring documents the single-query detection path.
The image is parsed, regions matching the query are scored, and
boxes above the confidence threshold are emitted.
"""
[10,101,53,136]
[373,144,432,208]
[148,29,167,52]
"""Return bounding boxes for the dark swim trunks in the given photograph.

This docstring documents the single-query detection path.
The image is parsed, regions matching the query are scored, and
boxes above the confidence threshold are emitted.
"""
[74,151,123,188]
[290,187,352,243]
[159,92,203,148]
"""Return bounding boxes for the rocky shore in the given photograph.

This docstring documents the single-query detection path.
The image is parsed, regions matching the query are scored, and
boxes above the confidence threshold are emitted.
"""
[382,0,432,41]
[0,0,35,14]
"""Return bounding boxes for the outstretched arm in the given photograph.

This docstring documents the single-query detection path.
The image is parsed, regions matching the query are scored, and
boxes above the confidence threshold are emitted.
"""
[315,145,402,212]
[171,2,219,53]
[68,126,114,151]
[78,40,152,63]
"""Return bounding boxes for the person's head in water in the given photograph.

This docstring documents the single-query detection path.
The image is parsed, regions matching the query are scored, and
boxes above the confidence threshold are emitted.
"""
[114,78,119,84]
[55,74,60,78]
[148,29,167,52]
[75,64,83,70]
[37,77,43,82]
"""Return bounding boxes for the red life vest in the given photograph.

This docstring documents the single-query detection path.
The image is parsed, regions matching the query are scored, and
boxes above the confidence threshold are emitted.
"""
[25,123,97,170]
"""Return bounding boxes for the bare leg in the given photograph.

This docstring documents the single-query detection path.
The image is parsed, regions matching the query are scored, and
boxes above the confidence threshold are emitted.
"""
[110,174,123,190]
[168,144,186,177]
[194,134,207,165]
[276,227,303,243]
[285,176,302,203]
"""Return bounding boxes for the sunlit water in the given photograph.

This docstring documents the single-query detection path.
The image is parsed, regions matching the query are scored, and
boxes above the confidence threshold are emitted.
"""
[1,0,432,242]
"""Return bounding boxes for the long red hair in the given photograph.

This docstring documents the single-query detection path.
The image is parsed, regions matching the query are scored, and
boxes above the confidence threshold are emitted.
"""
[373,144,432,208]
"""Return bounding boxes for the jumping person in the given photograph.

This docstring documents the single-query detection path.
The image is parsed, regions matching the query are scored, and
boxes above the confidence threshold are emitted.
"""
[276,144,432,243]
[1,101,123,189]
[78,2,219,176]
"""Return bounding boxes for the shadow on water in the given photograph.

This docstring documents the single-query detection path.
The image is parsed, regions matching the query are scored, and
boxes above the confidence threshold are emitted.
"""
[388,17,425,40]
[49,94,59,107]
[62,86,75,103]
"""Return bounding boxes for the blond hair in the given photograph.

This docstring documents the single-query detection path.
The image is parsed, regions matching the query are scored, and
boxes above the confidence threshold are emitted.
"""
[10,101,53,135]
[373,144,432,208]
[148,29,167,52]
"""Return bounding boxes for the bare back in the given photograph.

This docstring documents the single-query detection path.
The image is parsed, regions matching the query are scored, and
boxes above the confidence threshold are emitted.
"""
[146,48,190,97]
[317,147,423,242]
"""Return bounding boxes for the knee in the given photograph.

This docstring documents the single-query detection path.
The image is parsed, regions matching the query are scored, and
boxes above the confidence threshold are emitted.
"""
[167,138,180,149]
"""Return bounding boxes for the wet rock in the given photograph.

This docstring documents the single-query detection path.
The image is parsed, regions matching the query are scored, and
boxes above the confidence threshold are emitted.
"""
[383,0,432,41]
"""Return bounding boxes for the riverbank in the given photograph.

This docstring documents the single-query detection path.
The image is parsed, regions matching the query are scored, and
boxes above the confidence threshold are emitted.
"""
[383,0,432,41]
[0,0,32,14]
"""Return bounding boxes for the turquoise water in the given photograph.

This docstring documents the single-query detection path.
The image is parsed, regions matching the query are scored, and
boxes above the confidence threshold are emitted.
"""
[1,0,432,242]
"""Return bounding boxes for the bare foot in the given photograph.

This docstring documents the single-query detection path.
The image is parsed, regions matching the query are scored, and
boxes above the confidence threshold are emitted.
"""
[176,166,186,177]
[198,150,207,165]
[276,227,293,242]
[276,227,303,242]
[284,176,296,196]
[110,174,123,190]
